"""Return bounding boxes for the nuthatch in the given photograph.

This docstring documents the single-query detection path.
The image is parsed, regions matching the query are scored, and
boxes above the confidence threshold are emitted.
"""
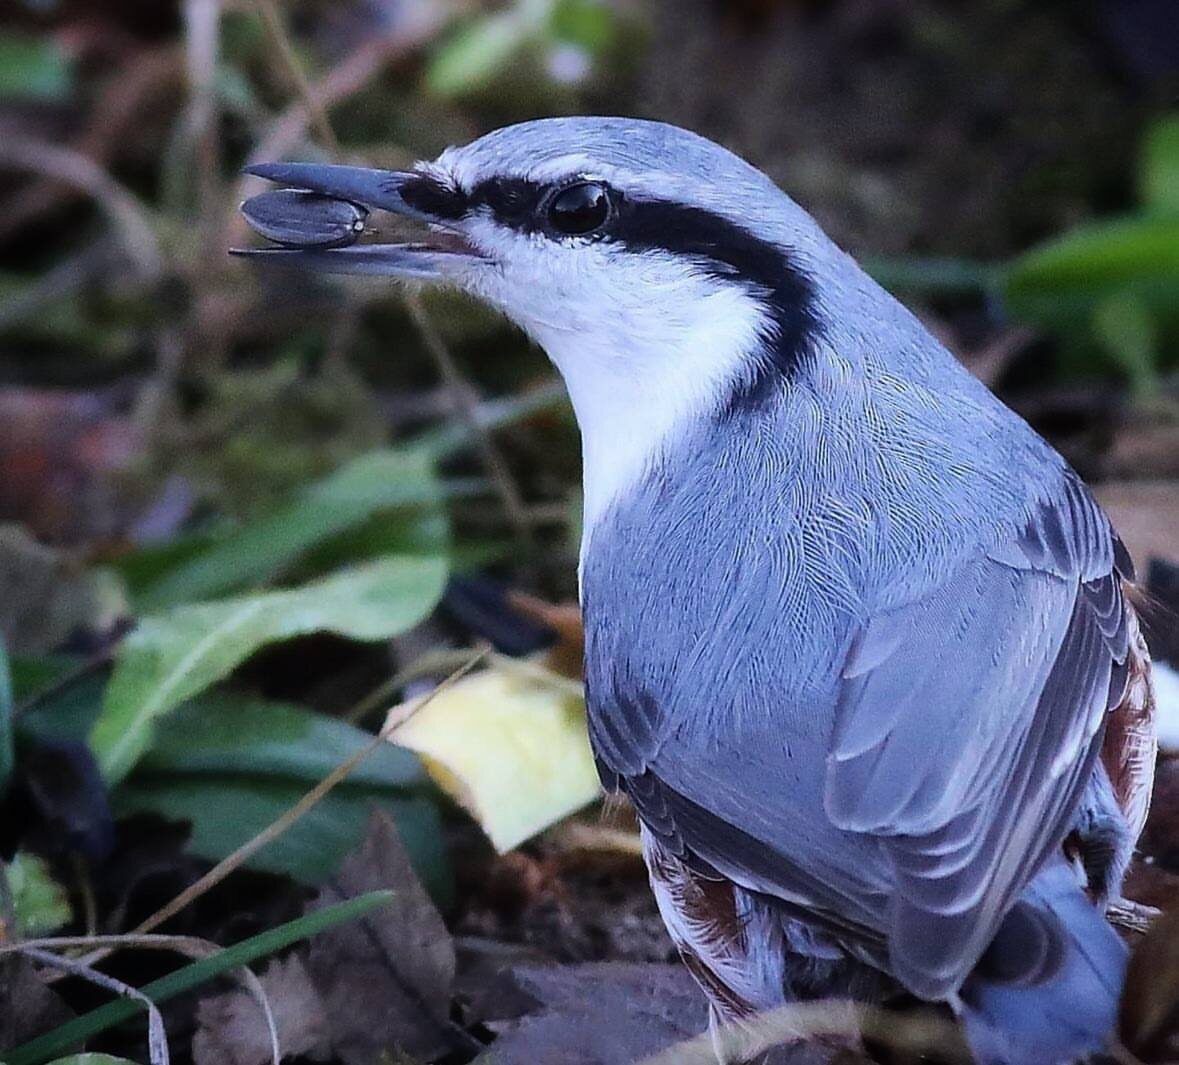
[237,118,1157,1064]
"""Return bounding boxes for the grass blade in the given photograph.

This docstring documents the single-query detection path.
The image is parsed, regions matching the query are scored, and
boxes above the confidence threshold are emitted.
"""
[3,890,393,1065]
[0,637,14,793]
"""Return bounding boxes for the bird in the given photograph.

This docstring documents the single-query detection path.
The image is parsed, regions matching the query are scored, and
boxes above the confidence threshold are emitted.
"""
[235,117,1157,1064]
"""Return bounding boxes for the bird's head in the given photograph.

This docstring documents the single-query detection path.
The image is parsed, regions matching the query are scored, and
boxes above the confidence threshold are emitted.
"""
[237,117,856,526]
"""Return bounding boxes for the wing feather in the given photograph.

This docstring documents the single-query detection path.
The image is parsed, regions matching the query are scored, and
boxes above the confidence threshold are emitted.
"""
[591,472,1133,1000]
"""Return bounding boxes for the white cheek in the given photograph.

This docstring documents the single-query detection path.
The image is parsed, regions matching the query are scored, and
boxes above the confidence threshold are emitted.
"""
[463,230,773,544]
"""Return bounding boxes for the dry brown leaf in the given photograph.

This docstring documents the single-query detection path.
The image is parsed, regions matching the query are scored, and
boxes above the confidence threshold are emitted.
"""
[192,954,329,1065]
[506,591,584,679]
[1141,756,1179,868]
[0,388,144,548]
[476,962,843,1064]
[472,962,708,1065]
[0,524,120,655]
[0,953,74,1053]
[305,809,464,1064]
[1120,907,1179,1061]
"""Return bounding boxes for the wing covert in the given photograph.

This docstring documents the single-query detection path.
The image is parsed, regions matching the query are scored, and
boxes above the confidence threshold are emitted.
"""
[588,472,1133,999]
[824,474,1131,995]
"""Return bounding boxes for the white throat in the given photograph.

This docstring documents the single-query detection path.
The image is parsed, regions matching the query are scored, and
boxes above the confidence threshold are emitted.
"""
[531,282,773,540]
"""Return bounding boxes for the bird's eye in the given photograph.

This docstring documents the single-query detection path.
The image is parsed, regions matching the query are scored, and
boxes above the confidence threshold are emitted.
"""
[547,182,611,236]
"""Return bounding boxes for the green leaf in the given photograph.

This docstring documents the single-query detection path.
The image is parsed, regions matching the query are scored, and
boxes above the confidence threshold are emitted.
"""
[115,775,449,892]
[114,530,223,604]
[413,381,567,462]
[1092,292,1160,398]
[136,448,445,610]
[118,692,445,889]
[863,255,1000,298]
[4,852,72,936]
[0,35,73,100]
[301,507,452,575]
[3,891,395,1065]
[0,638,13,794]
[551,0,615,51]
[16,669,106,746]
[90,556,448,783]
[1003,216,1179,328]
[1140,114,1179,216]
[9,654,80,702]
[426,3,546,97]
[139,691,425,788]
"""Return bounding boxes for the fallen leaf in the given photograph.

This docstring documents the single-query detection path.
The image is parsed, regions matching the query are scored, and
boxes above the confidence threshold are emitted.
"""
[0,525,119,656]
[305,810,466,1063]
[1141,755,1179,869]
[1120,907,1179,1061]
[505,591,584,679]
[472,962,708,1065]
[389,660,600,852]
[0,954,73,1053]
[1122,859,1179,914]
[0,388,142,548]
[193,954,330,1065]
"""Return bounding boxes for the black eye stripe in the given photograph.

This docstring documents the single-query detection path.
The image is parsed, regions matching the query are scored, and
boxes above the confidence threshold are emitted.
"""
[469,177,545,225]
[397,174,468,220]
[456,175,817,402]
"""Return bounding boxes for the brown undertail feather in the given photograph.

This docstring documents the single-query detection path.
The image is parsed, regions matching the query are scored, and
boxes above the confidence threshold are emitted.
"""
[1099,592,1156,844]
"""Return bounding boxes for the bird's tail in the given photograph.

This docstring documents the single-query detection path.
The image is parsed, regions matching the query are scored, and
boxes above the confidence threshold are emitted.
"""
[958,858,1127,1065]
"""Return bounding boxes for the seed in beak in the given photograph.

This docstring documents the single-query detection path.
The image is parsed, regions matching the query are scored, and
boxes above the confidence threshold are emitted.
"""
[240,188,368,250]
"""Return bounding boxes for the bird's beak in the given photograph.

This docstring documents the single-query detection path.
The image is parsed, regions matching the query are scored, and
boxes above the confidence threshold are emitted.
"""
[231,162,483,281]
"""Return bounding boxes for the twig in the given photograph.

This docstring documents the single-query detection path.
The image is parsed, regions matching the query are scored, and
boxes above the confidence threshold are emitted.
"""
[254,0,340,153]
[638,997,970,1065]
[0,139,162,280]
[406,294,538,564]
[243,9,534,563]
[13,934,280,1065]
[0,45,183,244]
[0,932,225,957]
[227,9,446,248]
[0,239,119,333]
[546,821,643,858]
[488,651,584,698]
[20,946,171,1065]
[184,0,223,229]
[71,854,99,940]
[1108,896,1160,935]
[343,646,487,725]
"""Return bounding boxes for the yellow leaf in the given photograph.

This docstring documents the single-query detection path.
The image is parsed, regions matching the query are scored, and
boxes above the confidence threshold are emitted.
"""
[387,663,600,852]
